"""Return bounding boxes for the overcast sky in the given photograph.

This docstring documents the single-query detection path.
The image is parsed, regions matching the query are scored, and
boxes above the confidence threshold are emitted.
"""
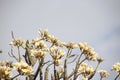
[0,0,120,79]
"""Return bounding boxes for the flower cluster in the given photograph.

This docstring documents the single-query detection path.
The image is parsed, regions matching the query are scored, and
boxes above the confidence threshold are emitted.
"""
[13,61,33,75]
[29,38,47,60]
[65,42,78,49]
[49,46,65,66]
[0,29,119,80]
[0,61,12,79]
[38,29,64,47]
[31,39,46,49]
[31,49,46,59]
[111,62,120,73]
[78,62,94,77]
[111,62,120,78]
[10,38,25,47]
[98,70,109,78]
[78,42,98,61]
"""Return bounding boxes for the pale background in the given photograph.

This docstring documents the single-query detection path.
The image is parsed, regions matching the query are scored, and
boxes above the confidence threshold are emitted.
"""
[0,0,120,79]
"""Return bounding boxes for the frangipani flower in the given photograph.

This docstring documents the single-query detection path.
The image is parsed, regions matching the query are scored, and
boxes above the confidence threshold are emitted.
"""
[98,70,110,78]
[49,46,65,66]
[111,62,120,72]
[78,42,98,61]
[0,66,12,79]
[31,49,46,59]
[10,38,25,47]
[13,61,33,75]
[78,62,94,76]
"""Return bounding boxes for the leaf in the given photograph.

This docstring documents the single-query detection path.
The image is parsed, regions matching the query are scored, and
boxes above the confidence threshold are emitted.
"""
[0,50,2,54]
[68,54,76,58]
[26,40,29,47]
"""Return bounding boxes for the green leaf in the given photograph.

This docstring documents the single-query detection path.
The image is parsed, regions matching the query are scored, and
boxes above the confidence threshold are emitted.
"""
[26,40,29,47]
[0,50,2,54]
[68,54,76,58]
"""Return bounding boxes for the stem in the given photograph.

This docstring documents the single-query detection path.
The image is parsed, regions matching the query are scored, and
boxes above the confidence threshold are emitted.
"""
[100,76,103,80]
[11,74,20,80]
[95,62,100,71]
[64,59,68,80]
[34,62,40,80]
[18,47,21,62]
[68,71,74,79]
[57,72,59,80]
[79,58,87,65]
[40,67,43,80]
[34,58,44,80]
[64,49,70,80]
[67,55,78,64]
[88,62,100,80]
[9,46,18,61]
[26,77,29,80]
[44,63,53,80]
[54,61,57,80]
[78,52,83,62]
[73,52,83,80]
[114,73,120,80]
[51,74,54,80]
[40,58,44,80]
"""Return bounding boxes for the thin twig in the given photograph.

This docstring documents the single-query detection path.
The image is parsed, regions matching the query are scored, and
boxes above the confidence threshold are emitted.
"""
[67,55,78,64]
[17,47,21,62]
[43,61,51,65]
[114,73,120,80]
[44,63,53,80]
[40,58,44,80]
[8,46,18,61]
[68,71,74,79]
[34,60,41,80]
[54,61,57,80]
[78,58,87,65]
[64,49,70,80]
[100,76,103,80]
[25,48,31,65]
[88,62,100,80]
[11,74,20,80]
[73,52,84,80]
[11,31,16,41]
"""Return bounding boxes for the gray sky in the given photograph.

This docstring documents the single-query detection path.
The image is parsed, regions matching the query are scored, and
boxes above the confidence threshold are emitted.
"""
[0,0,120,79]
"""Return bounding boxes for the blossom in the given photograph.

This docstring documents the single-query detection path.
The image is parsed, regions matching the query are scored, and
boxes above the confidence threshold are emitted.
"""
[35,40,46,49]
[111,62,120,73]
[78,42,94,53]
[54,59,62,66]
[86,51,98,61]
[49,46,65,59]
[31,38,39,44]
[0,66,12,79]
[85,66,94,75]
[0,61,12,79]
[97,57,104,63]
[78,62,94,76]
[31,49,46,59]
[78,62,88,73]
[0,61,12,67]
[78,42,98,61]
[98,70,110,78]
[13,61,33,75]
[65,42,78,49]
[38,29,49,39]
[10,38,25,47]
[49,46,65,66]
